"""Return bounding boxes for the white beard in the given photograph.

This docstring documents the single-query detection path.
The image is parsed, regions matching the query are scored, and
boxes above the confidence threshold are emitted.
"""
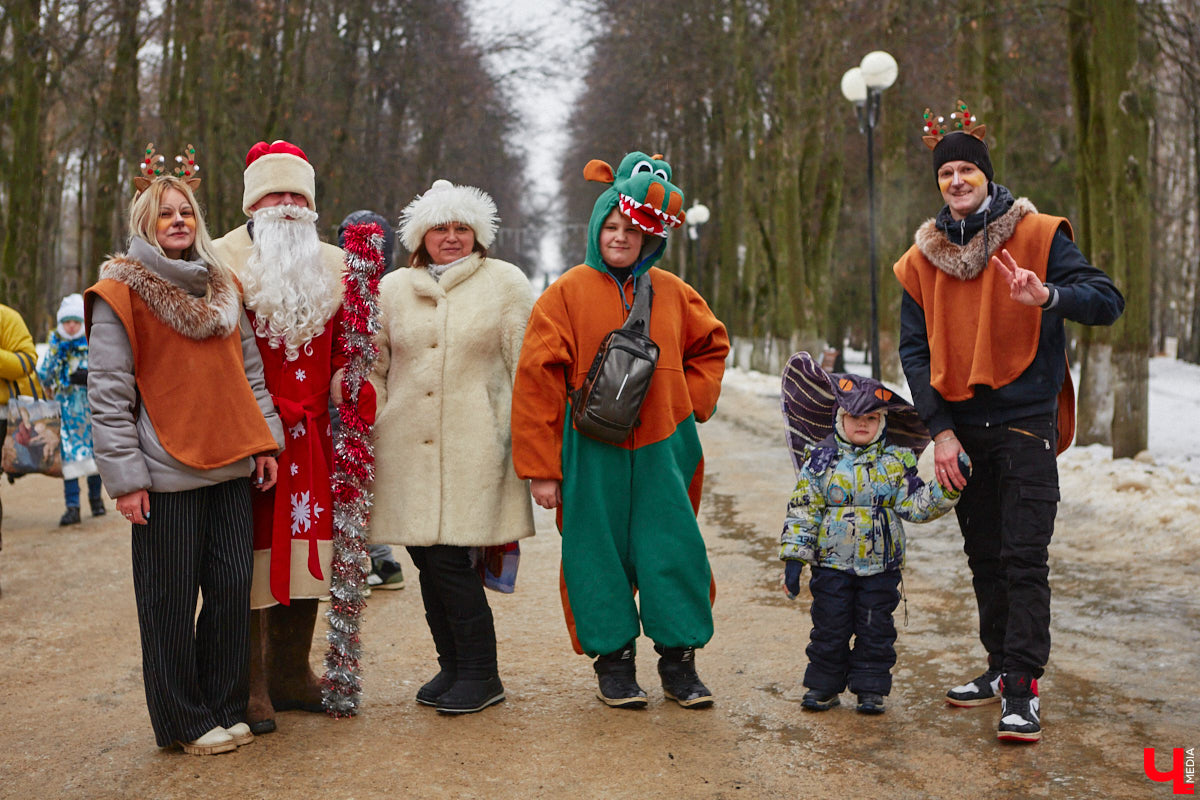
[243,205,342,361]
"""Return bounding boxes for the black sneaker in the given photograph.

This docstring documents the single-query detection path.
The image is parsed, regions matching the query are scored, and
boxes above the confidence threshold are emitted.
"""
[368,557,405,590]
[434,676,505,715]
[946,669,1002,707]
[801,689,840,711]
[656,646,714,709]
[997,677,1041,743]
[856,692,885,715]
[594,646,648,709]
[415,670,456,706]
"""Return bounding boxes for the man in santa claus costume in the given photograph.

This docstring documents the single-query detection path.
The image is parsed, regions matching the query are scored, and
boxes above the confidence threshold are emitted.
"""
[213,140,374,734]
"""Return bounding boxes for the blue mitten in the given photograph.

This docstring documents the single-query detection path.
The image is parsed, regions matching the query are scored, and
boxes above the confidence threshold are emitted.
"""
[782,560,804,599]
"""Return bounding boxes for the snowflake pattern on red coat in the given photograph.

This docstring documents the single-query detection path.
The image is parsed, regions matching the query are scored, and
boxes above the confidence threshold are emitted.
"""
[248,307,349,604]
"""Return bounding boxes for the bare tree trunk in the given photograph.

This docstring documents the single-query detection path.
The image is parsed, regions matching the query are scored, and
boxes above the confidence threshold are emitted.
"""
[88,0,141,278]
[1067,0,1151,456]
[2,0,50,319]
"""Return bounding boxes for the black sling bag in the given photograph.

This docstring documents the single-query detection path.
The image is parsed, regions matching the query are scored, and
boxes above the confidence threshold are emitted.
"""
[570,270,659,444]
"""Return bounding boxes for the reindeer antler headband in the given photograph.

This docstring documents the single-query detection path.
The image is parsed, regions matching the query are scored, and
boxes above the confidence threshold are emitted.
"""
[922,101,994,182]
[134,143,201,193]
[921,101,986,150]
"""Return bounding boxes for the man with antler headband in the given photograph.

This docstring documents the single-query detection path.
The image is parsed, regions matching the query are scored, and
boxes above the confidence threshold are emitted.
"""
[893,103,1124,743]
[212,140,373,735]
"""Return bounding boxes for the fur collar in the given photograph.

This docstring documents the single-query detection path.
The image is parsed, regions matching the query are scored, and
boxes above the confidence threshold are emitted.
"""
[410,252,485,298]
[914,197,1038,280]
[99,253,242,340]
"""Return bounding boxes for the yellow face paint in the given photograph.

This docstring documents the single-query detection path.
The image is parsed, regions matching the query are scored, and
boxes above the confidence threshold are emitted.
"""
[157,210,196,232]
[939,167,986,192]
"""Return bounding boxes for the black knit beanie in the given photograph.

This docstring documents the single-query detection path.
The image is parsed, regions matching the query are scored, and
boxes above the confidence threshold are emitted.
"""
[932,131,993,183]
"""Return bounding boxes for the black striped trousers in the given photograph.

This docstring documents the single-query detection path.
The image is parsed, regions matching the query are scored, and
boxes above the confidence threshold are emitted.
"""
[131,478,253,747]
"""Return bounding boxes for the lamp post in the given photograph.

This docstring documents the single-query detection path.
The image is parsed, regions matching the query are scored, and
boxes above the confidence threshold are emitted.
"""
[686,202,710,293]
[841,50,897,380]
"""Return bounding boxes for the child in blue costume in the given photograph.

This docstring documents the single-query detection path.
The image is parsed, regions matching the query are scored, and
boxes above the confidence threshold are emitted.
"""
[38,293,105,524]
[512,153,729,709]
[779,353,966,714]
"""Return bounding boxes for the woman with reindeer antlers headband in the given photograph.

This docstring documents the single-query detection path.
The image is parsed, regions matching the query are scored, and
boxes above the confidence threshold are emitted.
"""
[84,145,284,756]
[892,103,1124,744]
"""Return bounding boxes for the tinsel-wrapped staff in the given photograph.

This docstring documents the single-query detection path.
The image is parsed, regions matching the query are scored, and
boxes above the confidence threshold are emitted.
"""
[323,221,386,717]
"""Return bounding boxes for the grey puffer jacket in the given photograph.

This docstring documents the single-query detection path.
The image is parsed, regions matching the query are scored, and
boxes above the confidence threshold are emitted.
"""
[88,237,284,497]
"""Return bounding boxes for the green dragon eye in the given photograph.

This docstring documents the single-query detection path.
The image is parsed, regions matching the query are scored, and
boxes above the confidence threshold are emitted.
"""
[632,160,654,175]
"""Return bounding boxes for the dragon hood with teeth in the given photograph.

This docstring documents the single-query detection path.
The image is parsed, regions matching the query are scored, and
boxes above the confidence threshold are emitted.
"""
[583,151,687,275]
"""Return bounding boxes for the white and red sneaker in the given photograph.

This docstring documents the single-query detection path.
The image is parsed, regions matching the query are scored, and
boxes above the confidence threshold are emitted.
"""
[997,676,1041,743]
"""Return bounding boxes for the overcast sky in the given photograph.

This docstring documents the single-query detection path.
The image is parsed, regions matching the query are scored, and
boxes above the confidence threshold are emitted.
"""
[469,0,587,210]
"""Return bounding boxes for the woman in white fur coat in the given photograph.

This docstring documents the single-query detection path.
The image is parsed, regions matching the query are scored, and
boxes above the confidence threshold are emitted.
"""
[372,180,535,715]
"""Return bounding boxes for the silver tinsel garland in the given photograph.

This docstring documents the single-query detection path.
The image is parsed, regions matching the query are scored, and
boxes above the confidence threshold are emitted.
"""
[322,222,385,717]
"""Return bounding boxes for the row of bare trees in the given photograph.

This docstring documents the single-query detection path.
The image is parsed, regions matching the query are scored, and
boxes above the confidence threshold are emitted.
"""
[1,0,537,334]
[559,0,1188,456]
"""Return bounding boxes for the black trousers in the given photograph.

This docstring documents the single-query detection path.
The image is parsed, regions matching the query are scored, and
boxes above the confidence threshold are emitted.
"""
[804,567,901,695]
[954,414,1059,680]
[131,479,253,746]
[407,544,497,680]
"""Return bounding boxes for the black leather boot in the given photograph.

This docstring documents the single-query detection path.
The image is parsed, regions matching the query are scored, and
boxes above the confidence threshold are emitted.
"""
[59,507,81,526]
[434,609,505,714]
[416,611,459,706]
[656,645,714,709]
[434,675,505,714]
[594,643,648,709]
[89,496,106,517]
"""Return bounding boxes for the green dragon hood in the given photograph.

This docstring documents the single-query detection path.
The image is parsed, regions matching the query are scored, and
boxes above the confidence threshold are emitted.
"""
[583,152,686,275]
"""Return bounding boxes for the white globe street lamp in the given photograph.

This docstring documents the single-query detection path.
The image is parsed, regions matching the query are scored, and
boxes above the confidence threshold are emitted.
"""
[840,67,867,106]
[686,202,711,292]
[841,49,898,380]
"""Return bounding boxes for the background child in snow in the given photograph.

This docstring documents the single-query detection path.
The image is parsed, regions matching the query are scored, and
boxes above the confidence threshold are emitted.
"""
[779,353,965,715]
[37,293,105,525]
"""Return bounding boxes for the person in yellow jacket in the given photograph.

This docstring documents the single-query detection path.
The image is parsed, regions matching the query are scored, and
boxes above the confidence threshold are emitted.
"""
[511,152,729,709]
[1,303,39,406]
[1,302,41,593]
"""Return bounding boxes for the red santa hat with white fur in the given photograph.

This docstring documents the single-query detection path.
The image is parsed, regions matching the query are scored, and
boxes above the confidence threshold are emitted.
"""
[241,140,317,216]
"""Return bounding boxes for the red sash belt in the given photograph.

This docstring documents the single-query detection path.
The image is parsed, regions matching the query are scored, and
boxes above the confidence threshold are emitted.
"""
[269,390,333,605]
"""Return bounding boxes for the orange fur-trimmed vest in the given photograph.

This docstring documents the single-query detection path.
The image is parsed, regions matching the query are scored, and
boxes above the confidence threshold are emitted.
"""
[85,255,278,469]
[893,198,1076,453]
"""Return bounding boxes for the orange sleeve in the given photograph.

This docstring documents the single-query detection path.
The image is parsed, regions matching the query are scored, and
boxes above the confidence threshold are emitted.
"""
[681,284,729,422]
[511,288,575,481]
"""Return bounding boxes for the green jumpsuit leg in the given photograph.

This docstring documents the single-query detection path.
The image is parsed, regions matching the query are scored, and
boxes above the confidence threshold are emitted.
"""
[629,415,713,649]
[561,409,713,656]
[561,412,639,657]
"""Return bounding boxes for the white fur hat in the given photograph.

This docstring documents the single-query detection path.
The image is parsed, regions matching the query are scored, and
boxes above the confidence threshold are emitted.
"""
[398,179,498,253]
[241,140,317,216]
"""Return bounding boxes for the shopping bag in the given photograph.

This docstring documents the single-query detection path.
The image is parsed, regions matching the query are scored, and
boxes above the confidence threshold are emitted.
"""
[470,542,521,593]
[3,370,63,478]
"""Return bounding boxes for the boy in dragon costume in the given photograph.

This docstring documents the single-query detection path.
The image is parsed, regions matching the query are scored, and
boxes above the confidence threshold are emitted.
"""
[512,152,729,709]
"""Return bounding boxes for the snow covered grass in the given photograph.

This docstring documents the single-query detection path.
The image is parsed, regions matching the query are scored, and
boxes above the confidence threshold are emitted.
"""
[721,352,1200,577]
[723,352,1200,466]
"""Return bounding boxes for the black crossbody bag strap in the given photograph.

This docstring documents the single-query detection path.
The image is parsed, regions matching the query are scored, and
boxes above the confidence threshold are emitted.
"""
[621,270,653,334]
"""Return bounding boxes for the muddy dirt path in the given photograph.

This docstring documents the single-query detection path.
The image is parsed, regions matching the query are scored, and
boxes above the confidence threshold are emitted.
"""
[1,380,1196,799]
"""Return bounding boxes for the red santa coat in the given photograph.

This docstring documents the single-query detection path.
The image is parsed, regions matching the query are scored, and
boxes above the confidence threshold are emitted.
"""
[249,308,345,607]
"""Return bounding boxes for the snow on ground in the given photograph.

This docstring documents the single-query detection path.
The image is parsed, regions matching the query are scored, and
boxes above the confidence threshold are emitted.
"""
[721,353,1200,577]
